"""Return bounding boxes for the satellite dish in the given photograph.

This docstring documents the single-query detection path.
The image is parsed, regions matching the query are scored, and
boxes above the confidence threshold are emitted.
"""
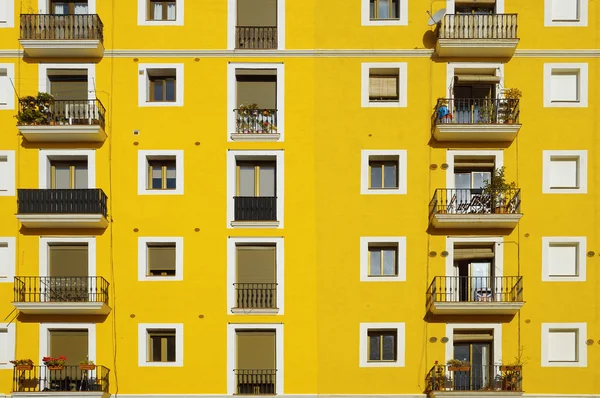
[428,8,446,26]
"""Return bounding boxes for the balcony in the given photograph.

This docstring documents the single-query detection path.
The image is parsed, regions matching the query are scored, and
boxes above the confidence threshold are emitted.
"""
[232,196,278,227]
[20,14,104,58]
[13,276,110,315]
[232,108,280,141]
[426,364,523,398]
[433,98,521,142]
[429,188,522,229]
[427,276,524,315]
[233,283,278,314]
[16,189,109,229]
[235,369,276,395]
[236,26,278,49]
[436,14,519,58]
[17,99,107,143]
[12,365,109,397]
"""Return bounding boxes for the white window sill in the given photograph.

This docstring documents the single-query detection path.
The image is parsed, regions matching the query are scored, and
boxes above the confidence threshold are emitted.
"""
[230,221,280,228]
[231,308,280,315]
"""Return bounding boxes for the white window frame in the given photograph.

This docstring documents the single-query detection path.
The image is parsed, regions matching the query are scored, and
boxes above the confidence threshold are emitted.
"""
[445,323,502,365]
[39,323,96,372]
[227,323,284,394]
[361,63,407,108]
[361,0,409,26]
[227,0,285,49]
[138,0,184,26]
[0,64,16,109]
[138,237,184,281]
[0,323,16,369]
[360,150,407,195]
[544,0,588,27]
[360,237,406,282]
[227,63,285,142]
[0,237,16,282]
[0,150,15,196]
[39,63,96,101]
[39,0,97,13]
[227,237,284,314]
[138,63,184,107]
[0,1,15,28]
[544,63,588,108]
[227,150,284,229]
[542,150,587,194]
[446,0,505,13]
[138,323,184,367]
[38,149,96,189]
[542,323,587,367]
[137,150,184,195]
[542,237,586,282]
[446,150,504,189]
[359,322,405,367]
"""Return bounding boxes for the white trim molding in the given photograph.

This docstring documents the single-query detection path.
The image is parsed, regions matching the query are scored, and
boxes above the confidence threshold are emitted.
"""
[360,150,408,195]
[445,323,502,365]
[227,323,284,394]
[543,63,589,108]
[445,150,504,189]
[0,63,15,110]
[138,0,184,26]
[39,322,96,370]
[137,150,184,195]
[39,236,96,277]
[0,323,16,369]
[227,0,285,49]
[544,0,588,27]
[138,323,184,367]
[38,149,96,189]
[138,237,184,281]
[38,63,96,101]
[359,237,407,282]
[359,322,406,367]
[361,0,408,26]
[361,62,408,108]
[542,237,586,282]
[0,237,16,282]
[542,150,588,194]
[0,150,16,196]
[138,63,184,107]
[541,323,587,367]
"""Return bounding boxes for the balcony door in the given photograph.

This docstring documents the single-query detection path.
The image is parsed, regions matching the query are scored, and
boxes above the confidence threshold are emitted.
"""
[237,162,276,198]
[48,69,92,123]
[453,333,493,391]
[50,160,88,189]
[48,244,89,302]
[51,1,89,14]
[236,245,276,309]
[453,157,493,213]
[453,248,494,302]
[453,85,495,123]
[236,330,276,395]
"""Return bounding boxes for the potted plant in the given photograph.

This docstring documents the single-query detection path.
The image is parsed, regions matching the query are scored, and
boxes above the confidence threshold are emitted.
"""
[447,359,471,372]
[15,92,54,126]
[482,167,517,214]
[78,357,95,371]
[43,355,66,370]
[11,359,34,371]
[236,103,277,134]
[503,88,522,124]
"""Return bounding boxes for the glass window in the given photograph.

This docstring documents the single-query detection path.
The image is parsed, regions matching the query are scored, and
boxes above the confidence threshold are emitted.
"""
[369,246,398,276]
[369,0,399,20]
[148,329,176,362]
[370,161,398,189]
[368,330,397,361]
[149,0,177,21]
[148,159,176,190]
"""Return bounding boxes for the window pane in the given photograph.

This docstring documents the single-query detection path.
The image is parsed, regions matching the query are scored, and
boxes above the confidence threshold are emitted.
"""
[165,79,176,101]
[153,2,163,20]
[382,334,396,360]
[166,164,176,189]
[166,335,176,361]
[455,173,471,189]
[74,164,88,189]
[74,3,89,14]
[383,249,396,275]
[54,3,67,14]
[239,166,255,196]
[370,165,382,188]
[369,335,381,361]
[259,165,276,197]
[378,0,390,18]
[54,165,71,189]
[369,250,381,276]
[473,172,490,190]
[153,80,164,101]
[391,0,398,18]
[369,0,375,18]
[151,336,162,361]
[383,164,397,188]
[167,2,177,20]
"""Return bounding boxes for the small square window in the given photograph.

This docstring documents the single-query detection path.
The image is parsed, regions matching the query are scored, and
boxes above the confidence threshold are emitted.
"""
[138,151,183,195]
[548,243,578,276]
[360,237,406,282]
[360,323,405,367]
[544,64,588,107]
[139,323,183,367]
[147,329,176,362]
[148,69,176,102]
[369,69,399,103]
[138,237,183,281]
[361,151,406,194]
[138,64,183,107]
[148,158,177,190]
[369,159,398,189]
[369,0,400,20]
[148,0,177,21]
[0,151,15,196]
[550,70,579,103]
[368,245,398,277]
[362,0,407,25]
[147,243,176,276]
[542,323,587,367]
[546,0,588,25]
[362,63,407,108]
[548,329,578,362]
[543,151,587,194]
[368,330,397,362]
[542,237,586,282]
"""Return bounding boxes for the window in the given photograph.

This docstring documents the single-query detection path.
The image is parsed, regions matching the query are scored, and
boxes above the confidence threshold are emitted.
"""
[0,1,15,28]
[0,324,15,369]
[544,64,588,107]
[542,237,586,282]
[542,323,587,367]
[50,0,89,14]
[138,323,183,366]
[362,0,407,25]
[361,63,407,107]
[360,237,406,282]
[138,237,183,281]
[147,243,176,276]
[148,159,176,190]
[138,64,184,107]
[0,151,15,196]
[543,150,587,194]
[138,151,184,195]
[361,150,407,195]
[368,245,397,277]
[370,0,399,19]
[545,0,587,26]
[39,150,95,189]
[39,323,96,371]
[237,162,276,197]
[50,160,88,189]
[0,65,15,109]
[138,0,183,25]
[359,323,405,367]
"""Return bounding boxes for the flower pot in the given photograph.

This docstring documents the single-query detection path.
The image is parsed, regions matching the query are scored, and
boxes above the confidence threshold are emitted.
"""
[47,366,64,371]
[500,365,521,371]
[494,206,507,214]
[79,364,96,371]
[437,209,447,214]
[448,366,470,372]
[15,365,33,371]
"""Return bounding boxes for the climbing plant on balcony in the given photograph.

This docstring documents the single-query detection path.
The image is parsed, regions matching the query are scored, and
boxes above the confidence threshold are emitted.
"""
[15,92,54,125]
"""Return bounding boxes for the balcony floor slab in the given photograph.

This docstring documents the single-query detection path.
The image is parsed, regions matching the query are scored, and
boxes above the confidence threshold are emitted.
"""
[434,124,521,142]
[19,125,106,143]
[16,214,108,229]
[436,39,519,58]
[431,214,522,229]
[430,301,525,315]
[20,40,104,58]
[12,301,111,315]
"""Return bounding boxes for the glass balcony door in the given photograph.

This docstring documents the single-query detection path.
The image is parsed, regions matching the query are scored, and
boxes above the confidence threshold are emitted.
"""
[453,342,492,390]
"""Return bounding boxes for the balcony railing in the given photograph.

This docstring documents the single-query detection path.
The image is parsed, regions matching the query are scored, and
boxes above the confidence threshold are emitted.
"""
[235,369,276,395]
[426,364,522,393]
[14,276,109,304]
[438,14,518,40]
[234,196,277,221]
[427,276,523,308]
[18,189,108,216]
[235,283,277,309]
[234,108,278,134]
[13,365,109,393]
[20,14,104,41]
[429,188,521,218]
[434,98,520,125]
[18,99,106,129]
[235,26,277,49]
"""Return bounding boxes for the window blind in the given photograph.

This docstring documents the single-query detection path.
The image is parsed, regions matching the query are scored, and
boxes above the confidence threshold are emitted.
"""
[236,330,276,369]
[148,245,176,272]
[369,76,398,99]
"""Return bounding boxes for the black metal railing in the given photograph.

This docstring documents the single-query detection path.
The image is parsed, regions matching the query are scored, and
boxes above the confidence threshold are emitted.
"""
[234,283,277,309]
[234,109,278,134]
[18,99,106,129]
[434,98,520,125]
[438,14,518,39]
[235,26,278,49]
[234,197,277,221]
[426,364,522,393]
[20,14,104,41]
[426,276,523,308]
[429,188,521,218]
[235,369,276,395]
[18,189,108,216]
[14,276,109,304]
[13,365,109,393]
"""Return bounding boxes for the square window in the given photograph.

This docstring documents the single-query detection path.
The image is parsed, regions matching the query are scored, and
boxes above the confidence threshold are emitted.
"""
[138,64,184,107]
[147,243,176,276]
[550,70,579,102]
[543,151,587,193]
[360,237,406,282]
[545,0,587,26]
[368,245,398,277]
[362,0,407,25]
[369,69,399,103]
[542,237,586,281]
[368,330,397,361]
[138,0,183,25]
[369,159,398,189]
[359,323,405,367]
[362,64,407,107]
[544,64,588,107]
[148,69,176,102]
[138,237,183,281]
[147,329,176,362]
[548,329,578,362]
[369,0,399,20]
[148,158,177,190]
[138,151,184,195]
[552,0,579,20]
[138,323,183,366]
[542,323,587,367]
[548,243,578,276]
[361,151,407,194]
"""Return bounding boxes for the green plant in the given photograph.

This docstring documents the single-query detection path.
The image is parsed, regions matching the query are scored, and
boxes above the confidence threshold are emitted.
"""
[446,358,470,367]
[15,92,54,125]
[79,356,94,365]
[42,356,66,367]
[10,359,34,366]
[504,88,522,101]
[482,167,517,211]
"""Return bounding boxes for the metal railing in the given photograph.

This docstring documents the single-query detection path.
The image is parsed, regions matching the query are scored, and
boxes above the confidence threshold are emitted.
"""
[18,189,108,216]
[429,188,521,218]
[235,26,278,49]
[13,365,109,393]
[234,108,278,134]
[434,98,520,125]
[234,283,277,309]
[20,14,104,41]
[234,196,277,221]
[18,99,106,129]
[235,369,276,395]
[426,276,523,308]
[14,276,109,304]
[426,364,522,393]
[438,14,518,39]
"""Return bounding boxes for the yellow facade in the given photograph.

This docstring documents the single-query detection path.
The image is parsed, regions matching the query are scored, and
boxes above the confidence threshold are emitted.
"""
[0,0,598,397]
